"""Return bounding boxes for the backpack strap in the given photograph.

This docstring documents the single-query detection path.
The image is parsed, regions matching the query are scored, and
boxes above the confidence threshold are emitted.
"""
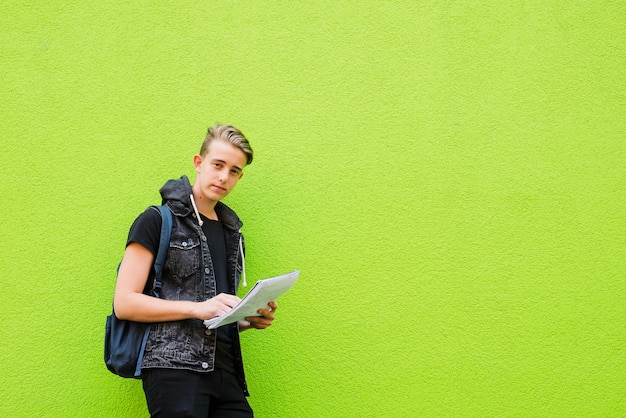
[151,205,172,298]
[134,205,172,377]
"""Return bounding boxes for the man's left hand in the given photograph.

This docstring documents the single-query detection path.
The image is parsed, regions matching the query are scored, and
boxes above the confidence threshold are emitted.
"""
[241,301,278,330]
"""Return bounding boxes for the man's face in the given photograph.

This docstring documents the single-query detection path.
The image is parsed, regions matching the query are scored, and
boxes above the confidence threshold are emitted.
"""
[193,140,247,205]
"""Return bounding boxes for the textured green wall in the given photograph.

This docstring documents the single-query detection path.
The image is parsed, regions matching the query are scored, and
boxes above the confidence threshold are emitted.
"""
[1,1,625,417]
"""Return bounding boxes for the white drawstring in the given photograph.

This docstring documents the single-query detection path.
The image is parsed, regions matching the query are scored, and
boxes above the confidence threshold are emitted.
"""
[239,234,247,287]
[190,194,203,226]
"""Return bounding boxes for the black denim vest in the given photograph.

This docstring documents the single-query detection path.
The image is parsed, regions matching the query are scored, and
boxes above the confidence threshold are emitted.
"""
[142,176,248,395]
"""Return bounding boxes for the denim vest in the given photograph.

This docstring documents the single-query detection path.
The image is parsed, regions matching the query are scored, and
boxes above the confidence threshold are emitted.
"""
[142,176,248,395]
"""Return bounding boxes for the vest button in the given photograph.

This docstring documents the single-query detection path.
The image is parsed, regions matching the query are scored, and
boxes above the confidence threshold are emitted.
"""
[201,362,209,369]
[205,329,212,336]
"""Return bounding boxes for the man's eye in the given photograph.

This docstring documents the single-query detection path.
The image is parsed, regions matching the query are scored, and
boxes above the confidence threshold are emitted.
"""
[231,170,240,176]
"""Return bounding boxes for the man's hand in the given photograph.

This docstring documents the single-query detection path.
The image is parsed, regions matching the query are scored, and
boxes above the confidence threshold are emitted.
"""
[240,301,278,330]
[194,293,241,320]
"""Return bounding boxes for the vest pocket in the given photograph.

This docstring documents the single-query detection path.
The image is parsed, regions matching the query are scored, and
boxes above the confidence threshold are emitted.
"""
[169,237,200,281]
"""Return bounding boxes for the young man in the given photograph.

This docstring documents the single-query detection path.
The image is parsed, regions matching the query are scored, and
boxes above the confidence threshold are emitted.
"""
[114,124,276,417]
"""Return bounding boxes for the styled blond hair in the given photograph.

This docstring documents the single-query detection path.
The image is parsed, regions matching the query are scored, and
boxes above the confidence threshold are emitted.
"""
[200,124,254,165]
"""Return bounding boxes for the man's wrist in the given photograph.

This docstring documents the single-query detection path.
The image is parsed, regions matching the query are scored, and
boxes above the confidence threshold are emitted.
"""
[238,320,252,332]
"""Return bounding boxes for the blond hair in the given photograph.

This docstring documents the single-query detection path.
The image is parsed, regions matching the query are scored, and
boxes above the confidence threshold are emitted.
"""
[200,124,254,165]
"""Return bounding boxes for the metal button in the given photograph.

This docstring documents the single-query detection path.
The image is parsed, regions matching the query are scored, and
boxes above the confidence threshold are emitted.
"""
[205,329,212,336]
[205,268,210,274]
[201,362,209,369]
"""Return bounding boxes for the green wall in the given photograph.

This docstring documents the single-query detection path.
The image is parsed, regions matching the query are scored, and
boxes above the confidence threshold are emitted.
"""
[2,1,625,416]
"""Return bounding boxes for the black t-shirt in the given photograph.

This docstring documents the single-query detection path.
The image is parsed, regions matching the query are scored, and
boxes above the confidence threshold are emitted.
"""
[127,208,237,373]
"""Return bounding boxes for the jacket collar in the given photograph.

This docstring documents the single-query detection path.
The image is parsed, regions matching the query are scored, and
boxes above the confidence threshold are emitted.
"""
[159,175,243,231]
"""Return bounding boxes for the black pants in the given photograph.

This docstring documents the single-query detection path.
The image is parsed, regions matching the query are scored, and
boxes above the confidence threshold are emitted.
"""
[142,368,253,418]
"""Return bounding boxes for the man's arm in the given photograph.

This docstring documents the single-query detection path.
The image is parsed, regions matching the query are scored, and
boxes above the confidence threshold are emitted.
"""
[114,242,241,322]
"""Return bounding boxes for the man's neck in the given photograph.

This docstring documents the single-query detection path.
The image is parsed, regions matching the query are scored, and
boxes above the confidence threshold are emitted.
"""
[191,188,218,220]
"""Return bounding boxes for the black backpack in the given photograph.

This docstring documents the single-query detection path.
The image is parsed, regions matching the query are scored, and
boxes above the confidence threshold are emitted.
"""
[104,205,172,378]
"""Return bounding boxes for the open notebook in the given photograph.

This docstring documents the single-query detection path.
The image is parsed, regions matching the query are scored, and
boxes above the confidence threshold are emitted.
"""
[204,270,300,329]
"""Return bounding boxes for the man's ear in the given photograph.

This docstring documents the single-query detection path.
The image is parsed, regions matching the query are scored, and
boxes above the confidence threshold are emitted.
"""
[193,154,203,172]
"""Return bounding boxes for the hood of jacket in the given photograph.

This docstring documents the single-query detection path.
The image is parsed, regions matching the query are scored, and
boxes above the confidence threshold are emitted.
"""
[159,175,243,232]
